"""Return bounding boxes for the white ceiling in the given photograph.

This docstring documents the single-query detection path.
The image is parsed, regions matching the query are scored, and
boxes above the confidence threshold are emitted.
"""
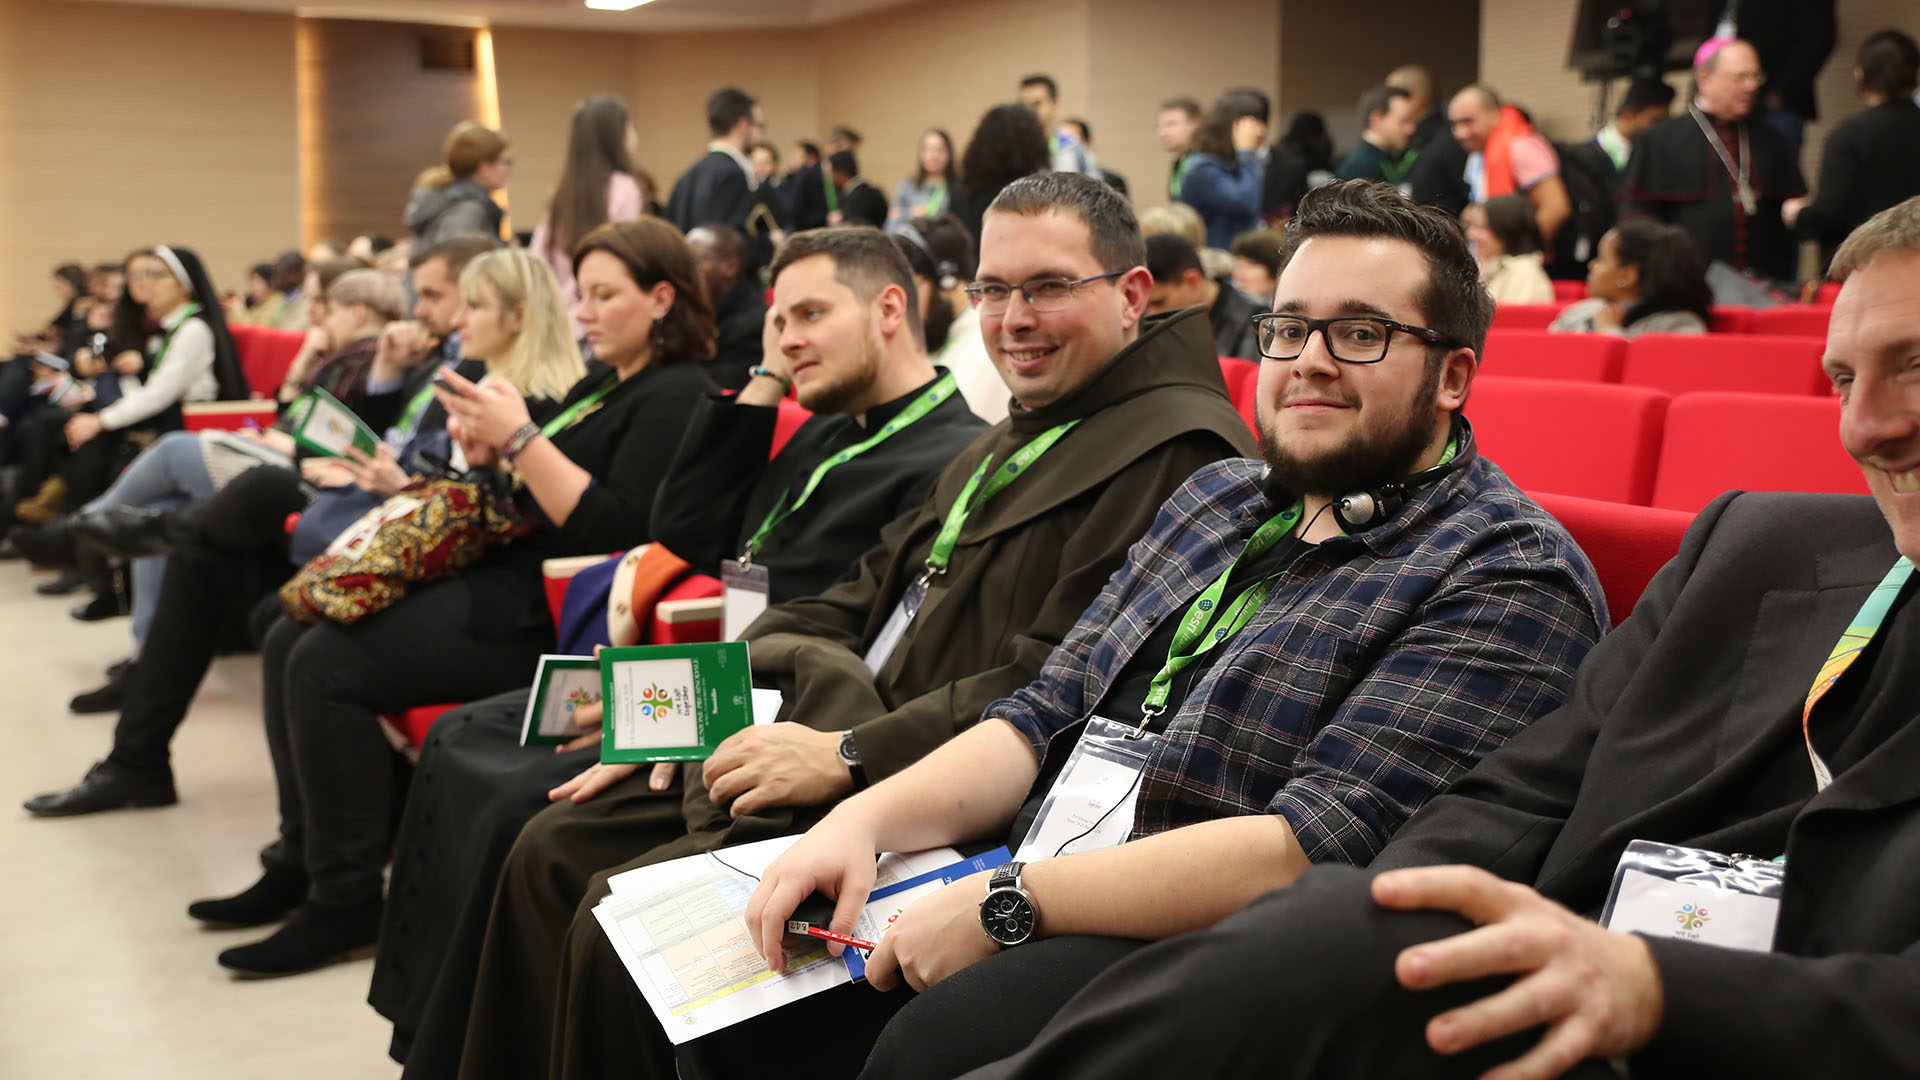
[71,0,916,31]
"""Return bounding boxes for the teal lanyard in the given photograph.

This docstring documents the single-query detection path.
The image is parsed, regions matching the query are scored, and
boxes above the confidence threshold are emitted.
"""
[1802,557,1914,790]
[1170,155,1194,200]
[923,182,947,215]
[1141,499,1304,719]
[542,375,616,439]
[924,420,1079,575]
[744,372,958,558]
[395,377,439,439]
[148,303,202,378]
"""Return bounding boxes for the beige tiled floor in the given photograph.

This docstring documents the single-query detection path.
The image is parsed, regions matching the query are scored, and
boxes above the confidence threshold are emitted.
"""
[0,566,400,1078]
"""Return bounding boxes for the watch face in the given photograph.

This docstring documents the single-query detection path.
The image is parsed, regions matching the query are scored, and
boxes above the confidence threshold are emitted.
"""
[982,890,1035,945]
[838,731,861,765]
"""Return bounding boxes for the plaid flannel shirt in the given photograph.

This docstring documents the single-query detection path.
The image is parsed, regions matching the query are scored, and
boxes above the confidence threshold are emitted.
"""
[993,453,1608,867]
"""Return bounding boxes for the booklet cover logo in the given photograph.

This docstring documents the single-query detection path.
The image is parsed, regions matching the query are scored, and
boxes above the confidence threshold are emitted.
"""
[612,657,699,749]
[637,683,677,722]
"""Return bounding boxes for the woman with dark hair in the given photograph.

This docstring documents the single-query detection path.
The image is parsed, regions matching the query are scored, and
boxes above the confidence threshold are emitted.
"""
[196,218,718,978]
[1280,110,1336,184]
[1784,29,1920,272]
[894,211,1006,422]
[952,104,1050,244]
[1463,195,1554,304]
[1552,218,1711,336]
[532,95,647,332]
[404,121,512,246]
[1177,105,1263,249]
[889,128,958,230]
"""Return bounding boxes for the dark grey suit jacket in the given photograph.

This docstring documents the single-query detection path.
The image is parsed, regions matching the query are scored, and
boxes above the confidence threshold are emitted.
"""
[1373,490,1920,1075]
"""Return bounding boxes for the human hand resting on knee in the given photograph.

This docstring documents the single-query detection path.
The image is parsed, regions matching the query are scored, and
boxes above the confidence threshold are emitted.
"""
[703,722,851,818]
[1372,866,1665,1080]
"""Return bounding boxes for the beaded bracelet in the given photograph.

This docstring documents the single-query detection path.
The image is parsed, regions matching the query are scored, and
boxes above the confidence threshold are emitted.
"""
[747,365,792,387]
[502,421,542,462]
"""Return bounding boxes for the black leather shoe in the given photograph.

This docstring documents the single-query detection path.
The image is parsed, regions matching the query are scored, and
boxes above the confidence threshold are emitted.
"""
[69,662,134,714]
[11,521,75,568]
[23,760,177,817]
[70,591,125,621]
[70,505,177,559]
[0,537,23,561]
[188,865,311,928]
[217,898,382,977]
[34,569,85,596]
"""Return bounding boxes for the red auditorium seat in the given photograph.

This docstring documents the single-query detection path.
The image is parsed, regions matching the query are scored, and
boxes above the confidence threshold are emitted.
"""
[1550,280,1587,303]
[1707,306,1755,334]
[1531,491,1694,623]
[1218,357,1260,435]
[1650,392,1866,512]
[230,323,306,397]
[1750,305,1832,339]
[1468,377,1668,505]
[771,397,811,458]
[1817,282,1842,304]
[1490,303,1566,331]
[1480,330,1625,383]
[1620,333,1828,397]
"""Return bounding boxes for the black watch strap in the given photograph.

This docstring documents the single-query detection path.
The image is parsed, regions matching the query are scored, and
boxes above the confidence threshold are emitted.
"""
[837,730,868,790]
[990,862,1025,890]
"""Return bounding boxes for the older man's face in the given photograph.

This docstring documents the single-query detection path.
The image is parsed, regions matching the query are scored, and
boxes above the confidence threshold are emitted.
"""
[1829,251,1920,561]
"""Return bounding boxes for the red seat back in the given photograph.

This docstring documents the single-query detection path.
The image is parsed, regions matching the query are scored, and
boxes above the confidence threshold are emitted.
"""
[1468,377,1669,505]
[1708,306,1755,334]
[235,325,306,397]
[1218,356,1261,437]
[1480,330,1625,383]
[1620,333,1828,397]
[651,573,725,644]
[1550,280,1587,303]
[1650,392,1866,512]
[771,397,812,459]
[1817,282,1842,304]
[1750,305,1832,340]
[1490,303,1566,331]
[1531,491,1694,623]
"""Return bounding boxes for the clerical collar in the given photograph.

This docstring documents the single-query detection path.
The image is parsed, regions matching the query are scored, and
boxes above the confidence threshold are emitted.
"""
[855,369,945,431]
[706,141,754,186]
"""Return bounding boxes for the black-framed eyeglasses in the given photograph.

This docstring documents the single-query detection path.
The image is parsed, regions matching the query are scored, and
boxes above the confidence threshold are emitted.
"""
[1250,313,1455,364]
[965,271,1126,313]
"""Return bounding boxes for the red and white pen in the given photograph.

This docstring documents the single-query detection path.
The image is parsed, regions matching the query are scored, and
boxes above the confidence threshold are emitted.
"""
[786,920,877,952]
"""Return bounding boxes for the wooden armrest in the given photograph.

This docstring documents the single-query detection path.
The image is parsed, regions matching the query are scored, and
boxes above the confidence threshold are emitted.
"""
[656,596,724,624]
[542,547,638,582]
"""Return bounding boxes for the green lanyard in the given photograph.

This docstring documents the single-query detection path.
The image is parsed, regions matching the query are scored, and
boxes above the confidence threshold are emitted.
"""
[148,303,202,378]
[1140,499,1304,719]
[1802,557,1914,790]
[1170,154,1195,200]
[822,164,840,214]
[743,372,958,558]
[923,182,947,215]
[395,376,440,439]
[542,375,617,439]
[1381,147,1419,186]
[924,420,1079,575]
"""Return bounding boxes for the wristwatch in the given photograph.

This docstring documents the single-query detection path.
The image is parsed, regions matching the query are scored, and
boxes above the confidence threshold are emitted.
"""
[836,730,868,790]
[978,862,1039,948]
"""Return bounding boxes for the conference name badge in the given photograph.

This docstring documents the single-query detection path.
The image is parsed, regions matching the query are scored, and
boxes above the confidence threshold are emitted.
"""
[1600,840,1784,953]
[721,560,771,643]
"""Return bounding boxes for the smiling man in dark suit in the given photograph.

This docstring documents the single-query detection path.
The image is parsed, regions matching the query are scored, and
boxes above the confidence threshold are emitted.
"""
[954,194,1920,1080]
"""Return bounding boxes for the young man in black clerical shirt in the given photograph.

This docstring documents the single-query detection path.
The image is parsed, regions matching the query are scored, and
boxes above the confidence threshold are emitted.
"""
[1335,84,1419,191]
[951,196,1920,1080]
[665,87,771,270]
[1143,233,1262,361]
[1626,38,1805,283]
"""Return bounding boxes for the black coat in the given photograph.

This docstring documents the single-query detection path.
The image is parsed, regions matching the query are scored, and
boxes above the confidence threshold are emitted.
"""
[707,274,767,393]
[1795,100,1920,270]
[1625,112,1806,282]
[665,150,772,270]
[1374,491,1920,1076]
[649,373,987,602]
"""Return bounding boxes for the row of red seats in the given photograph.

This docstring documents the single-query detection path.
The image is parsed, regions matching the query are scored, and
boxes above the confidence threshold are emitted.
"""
[1472,378,1865,510]
[1549,280,1843,306]
[1496,301,1834,339]
[183,323,306,431]
[1481,329,1832,397]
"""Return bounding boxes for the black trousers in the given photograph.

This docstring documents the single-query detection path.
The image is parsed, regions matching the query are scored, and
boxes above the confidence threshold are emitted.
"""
[104,466,309,774]
[16,405,72,496]
[946,865,1620,1080]
[258,580,547,908]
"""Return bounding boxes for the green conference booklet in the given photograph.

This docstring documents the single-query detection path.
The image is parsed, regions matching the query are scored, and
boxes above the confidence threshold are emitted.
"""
[519,654,604,748]
[598,642,753,764]
[289,386,380,459]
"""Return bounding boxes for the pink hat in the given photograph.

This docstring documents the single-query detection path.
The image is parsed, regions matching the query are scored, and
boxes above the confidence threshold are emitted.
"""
[1694,36,1731,72]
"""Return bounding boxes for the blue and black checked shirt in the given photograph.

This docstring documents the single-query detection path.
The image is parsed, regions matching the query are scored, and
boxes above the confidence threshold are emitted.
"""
[994,453,1609,867]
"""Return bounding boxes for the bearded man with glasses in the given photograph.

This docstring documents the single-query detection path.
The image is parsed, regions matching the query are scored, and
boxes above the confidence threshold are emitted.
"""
[662,179,1609,1079]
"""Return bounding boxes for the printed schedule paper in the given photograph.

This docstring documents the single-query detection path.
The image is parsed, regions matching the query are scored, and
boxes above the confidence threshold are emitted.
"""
[598,642,754,764]
[593,836,965,1044]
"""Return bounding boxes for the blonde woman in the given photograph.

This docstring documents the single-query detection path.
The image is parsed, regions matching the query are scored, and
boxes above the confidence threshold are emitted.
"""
[404,121,512,245]
[455,247,587,405]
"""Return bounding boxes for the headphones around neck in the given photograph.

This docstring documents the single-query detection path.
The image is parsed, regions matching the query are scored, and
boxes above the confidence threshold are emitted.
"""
[896,222,960,292]
[1329,416,1478,534]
